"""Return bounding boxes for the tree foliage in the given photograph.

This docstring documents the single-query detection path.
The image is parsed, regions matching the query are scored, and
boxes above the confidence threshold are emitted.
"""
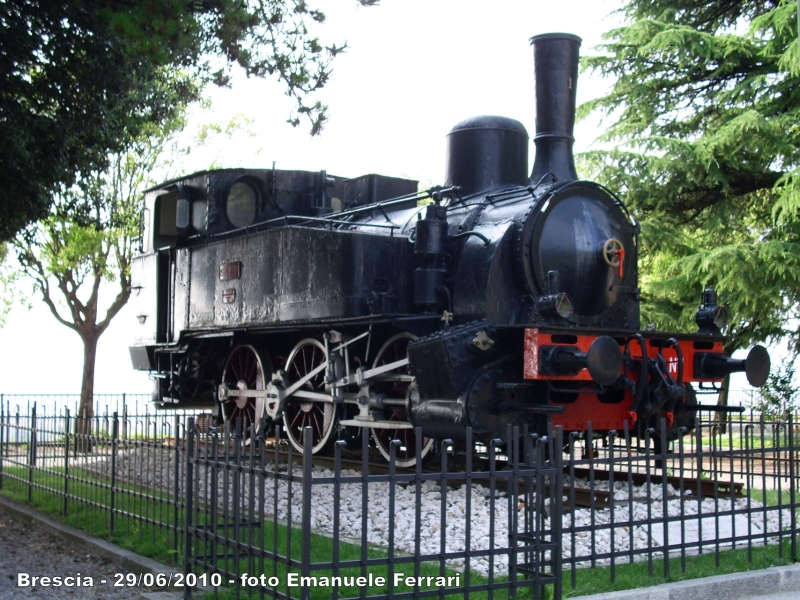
[0,244,15,327]
[580,0,800,354]
[757,355,799,418]
[1,0,377,243]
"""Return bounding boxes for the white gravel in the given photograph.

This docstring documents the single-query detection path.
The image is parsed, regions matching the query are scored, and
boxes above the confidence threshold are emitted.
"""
[91,446,797,578]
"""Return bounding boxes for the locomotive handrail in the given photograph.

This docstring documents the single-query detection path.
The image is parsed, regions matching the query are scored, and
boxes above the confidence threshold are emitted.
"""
[484,186,536,204]
[266,215,401,229]
[183,187,450,245]
[331,190,432,219]
[452,186,534,210]
[208,214,403,240]
[449,230,491,245]
[588,180,639,229]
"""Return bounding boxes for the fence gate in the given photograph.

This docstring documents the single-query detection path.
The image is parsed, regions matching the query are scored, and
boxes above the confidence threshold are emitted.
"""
[514,428,563,599]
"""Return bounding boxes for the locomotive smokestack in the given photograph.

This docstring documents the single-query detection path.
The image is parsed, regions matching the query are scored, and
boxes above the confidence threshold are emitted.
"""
[529,33,582,185]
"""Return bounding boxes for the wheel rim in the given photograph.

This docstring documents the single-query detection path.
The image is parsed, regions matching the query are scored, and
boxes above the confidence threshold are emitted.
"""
[282,338,336,454]
[221,345,269,436]
[370,333,433,467]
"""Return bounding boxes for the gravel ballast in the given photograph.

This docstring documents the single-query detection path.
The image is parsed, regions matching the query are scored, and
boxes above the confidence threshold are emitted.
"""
[99,446,795,577]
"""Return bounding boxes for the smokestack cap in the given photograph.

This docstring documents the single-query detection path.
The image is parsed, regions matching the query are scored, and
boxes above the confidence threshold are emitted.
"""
[530,32,582,44]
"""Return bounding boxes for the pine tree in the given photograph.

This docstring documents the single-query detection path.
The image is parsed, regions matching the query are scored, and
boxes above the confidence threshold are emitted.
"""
[580,0,800,357]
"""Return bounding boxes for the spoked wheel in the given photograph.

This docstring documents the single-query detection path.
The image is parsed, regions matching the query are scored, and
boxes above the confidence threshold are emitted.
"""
[220,345,271,436]
[282,338,336,454]
[370,333,433,467]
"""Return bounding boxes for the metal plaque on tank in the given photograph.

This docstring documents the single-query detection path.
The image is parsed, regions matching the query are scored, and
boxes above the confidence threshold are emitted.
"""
[219,261,241,281]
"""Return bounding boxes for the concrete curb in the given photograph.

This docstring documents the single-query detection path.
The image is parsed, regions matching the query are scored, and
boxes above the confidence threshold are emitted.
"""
[572,563,800,600]
[0,495,183,599]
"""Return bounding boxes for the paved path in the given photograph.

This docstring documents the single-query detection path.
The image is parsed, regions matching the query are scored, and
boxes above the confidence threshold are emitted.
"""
[573,564,800,600]
[0,499,180,600]
[0,512,156,599]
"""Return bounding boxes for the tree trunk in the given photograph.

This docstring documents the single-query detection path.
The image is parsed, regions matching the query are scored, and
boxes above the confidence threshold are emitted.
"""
[715,373,731,434]
[76,332,99,452]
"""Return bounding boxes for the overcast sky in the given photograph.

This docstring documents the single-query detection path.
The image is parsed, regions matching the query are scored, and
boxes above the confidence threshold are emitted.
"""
[0,1,757,405]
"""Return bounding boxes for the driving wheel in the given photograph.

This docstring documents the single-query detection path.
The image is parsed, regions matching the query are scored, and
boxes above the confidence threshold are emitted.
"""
[220,345,271,436]
[282,338,336,454]
[370,333,433,467]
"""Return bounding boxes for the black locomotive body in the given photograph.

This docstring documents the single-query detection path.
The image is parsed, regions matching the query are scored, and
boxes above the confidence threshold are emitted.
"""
[130,34,769,464]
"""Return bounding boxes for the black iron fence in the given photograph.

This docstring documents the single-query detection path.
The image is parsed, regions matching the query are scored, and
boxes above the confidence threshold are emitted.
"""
[183,422,561,600]
[0,401,194,561]
[560,417,798,588]
[0,398,798,600]
[0,393,154,419]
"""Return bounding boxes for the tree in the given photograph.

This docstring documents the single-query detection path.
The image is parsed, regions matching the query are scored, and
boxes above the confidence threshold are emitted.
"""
[579,1,800,360]
[757,355,799,419]
[0,245,14,327]
[11,114,187,439]
[10,100,260,440]
[1,2,195,244]
[1,0,377,243]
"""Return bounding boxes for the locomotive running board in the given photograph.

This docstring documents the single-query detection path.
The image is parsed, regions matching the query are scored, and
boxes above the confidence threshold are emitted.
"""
[339,418,413,429]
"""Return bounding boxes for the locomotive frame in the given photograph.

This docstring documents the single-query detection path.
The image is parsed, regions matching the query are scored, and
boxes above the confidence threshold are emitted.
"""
[129,33,769,465]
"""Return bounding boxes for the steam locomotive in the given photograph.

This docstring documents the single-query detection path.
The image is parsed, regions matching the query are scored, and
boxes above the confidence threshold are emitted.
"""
[129,33,770,465]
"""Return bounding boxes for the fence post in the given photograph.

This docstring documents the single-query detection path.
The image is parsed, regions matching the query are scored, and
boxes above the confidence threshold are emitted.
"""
[28,403,37,503]
[64,409,70,516]
[553,427,564,600]
[508,424,519,597]
[110,412,119,536]
[183,417,195,600]
[660,418,670,580]
[301,426,313,600]
[72,405,78,458]
[0,397,4,490]
[789,414,797,562]
[173,413,180,558]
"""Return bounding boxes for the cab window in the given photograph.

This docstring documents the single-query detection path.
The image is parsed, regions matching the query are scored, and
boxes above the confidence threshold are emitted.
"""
[153,190,178,248]
[226,181,257,228]
[192,200,206,233]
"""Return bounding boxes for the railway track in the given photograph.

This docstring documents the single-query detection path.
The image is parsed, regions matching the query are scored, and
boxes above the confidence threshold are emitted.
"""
[254,447,745,511]
[564,467,744,510]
